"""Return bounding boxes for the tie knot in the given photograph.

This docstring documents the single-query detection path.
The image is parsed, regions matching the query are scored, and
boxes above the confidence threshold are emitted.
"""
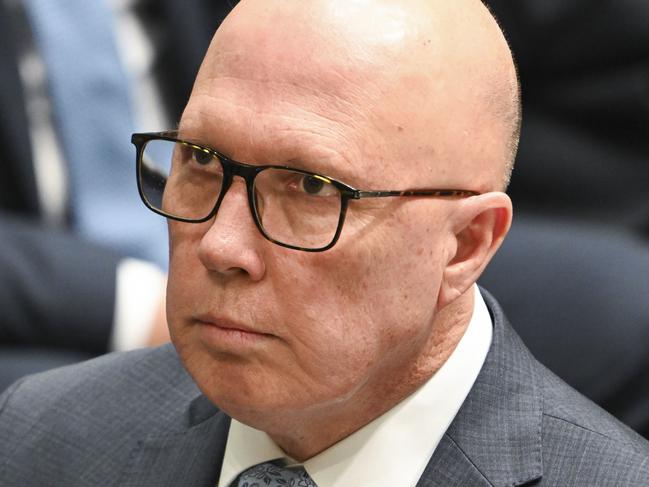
[237,461,317,487]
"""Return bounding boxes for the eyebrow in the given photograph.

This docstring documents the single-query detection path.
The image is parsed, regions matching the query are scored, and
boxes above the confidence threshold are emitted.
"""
[284,155,334,174]
[176,127,361,185]
[282,154,363,186]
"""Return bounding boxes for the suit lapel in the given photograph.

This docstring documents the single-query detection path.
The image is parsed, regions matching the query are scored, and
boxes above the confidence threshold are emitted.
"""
[120,395,232,487]
[416,435,492,487]
[418,289,543,487]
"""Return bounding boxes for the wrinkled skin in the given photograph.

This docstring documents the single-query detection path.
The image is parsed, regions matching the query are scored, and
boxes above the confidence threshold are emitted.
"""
[167,0,517,460]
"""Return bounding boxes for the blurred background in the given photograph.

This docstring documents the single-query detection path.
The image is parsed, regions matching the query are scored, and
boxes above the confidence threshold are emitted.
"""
[0,0,232,390]
[0,0,647,438]
[480,0,649,440]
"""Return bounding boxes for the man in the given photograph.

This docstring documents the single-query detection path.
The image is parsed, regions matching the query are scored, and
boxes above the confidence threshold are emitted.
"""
[1,1,648,486]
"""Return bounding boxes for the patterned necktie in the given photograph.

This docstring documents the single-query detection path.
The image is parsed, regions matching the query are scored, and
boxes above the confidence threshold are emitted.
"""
[237,462,317,487]
[23,0,168,266]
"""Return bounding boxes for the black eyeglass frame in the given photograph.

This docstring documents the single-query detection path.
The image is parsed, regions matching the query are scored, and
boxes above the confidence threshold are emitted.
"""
[132,131,480,252]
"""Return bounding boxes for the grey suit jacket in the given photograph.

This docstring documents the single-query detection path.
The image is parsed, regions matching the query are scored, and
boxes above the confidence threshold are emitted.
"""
[1,291,648,486]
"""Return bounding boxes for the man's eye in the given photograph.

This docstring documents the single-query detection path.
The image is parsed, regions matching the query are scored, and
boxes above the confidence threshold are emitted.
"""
[302,175,324,194]
[192,148,214,165]
[300,175,337,197]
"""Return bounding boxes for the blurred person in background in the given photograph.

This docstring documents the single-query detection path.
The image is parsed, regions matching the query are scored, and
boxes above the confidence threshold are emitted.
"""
[486,0,649,233]
[481,0,649,439]
[0,0,230,390]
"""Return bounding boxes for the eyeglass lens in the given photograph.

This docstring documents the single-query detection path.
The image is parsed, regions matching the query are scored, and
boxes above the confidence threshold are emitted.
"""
[139,139,343,249]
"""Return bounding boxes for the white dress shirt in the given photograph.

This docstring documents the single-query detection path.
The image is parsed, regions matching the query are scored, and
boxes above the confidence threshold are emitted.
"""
[218,284,493,487]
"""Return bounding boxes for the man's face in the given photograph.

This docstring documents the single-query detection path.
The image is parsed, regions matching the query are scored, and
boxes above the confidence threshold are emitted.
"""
[166,10,471,428]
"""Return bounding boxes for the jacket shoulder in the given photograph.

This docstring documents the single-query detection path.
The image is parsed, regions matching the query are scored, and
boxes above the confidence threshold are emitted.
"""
[480,289,649,485]
[538,358,649,483]
[0,345,202,483]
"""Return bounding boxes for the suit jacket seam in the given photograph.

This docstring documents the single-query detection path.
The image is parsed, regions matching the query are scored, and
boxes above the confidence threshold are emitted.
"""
[0,377,28,416]
[444,433,495,486]
[542,412,627,444]
[446,430,542,487]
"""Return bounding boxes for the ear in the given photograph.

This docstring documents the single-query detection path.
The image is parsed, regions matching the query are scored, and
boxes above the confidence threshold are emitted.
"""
[437,192,512,309]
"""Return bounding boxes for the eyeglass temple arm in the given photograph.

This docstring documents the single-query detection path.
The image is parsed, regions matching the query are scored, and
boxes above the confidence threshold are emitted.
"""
[354,189,480,199]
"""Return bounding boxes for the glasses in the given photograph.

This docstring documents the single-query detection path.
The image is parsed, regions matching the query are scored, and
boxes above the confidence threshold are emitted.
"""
[132,131,480,252]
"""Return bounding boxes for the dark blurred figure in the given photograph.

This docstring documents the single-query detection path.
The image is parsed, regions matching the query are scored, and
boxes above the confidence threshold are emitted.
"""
[0,0,231,390]
[487,0,649,234]
[481,0,649,438]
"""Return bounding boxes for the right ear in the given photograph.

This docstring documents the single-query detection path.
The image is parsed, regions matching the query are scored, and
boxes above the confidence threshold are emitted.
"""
[437,192,512,310]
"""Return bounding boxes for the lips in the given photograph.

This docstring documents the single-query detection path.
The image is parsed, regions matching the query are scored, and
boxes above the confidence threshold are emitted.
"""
[194,314,272,337]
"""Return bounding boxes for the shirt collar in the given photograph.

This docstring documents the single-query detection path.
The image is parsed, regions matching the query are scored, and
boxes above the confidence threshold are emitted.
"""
[218,284,493,487]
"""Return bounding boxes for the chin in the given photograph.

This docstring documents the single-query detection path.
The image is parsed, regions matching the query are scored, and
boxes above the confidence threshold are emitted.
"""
[179,352,284,411]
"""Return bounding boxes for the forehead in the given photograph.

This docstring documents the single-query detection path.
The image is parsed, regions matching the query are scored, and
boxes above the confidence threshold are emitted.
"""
[185,52,371,174]
[179,24,423,187]
[180,83,370,187]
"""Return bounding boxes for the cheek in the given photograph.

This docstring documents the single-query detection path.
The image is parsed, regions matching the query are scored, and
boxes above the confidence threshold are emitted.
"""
[324,212,447,317]
[241,253,381,402]
[166,223,205,337]
[269,262,376,380]
[165,223,377,409]
[164,208,449,416]
[272,221,446,378]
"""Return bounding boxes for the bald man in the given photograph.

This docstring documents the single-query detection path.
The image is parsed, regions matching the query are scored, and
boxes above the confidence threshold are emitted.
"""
[1,1,648,485]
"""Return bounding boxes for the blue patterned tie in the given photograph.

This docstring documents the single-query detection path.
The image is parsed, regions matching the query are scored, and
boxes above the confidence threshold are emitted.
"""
[23,0,168,266]
[237,462,318,487]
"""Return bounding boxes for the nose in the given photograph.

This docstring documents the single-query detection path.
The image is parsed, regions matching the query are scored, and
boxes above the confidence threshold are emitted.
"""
[197,180,266,280]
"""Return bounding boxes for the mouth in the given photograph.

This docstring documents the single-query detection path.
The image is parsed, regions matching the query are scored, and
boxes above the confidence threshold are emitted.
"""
[194,314,275,349]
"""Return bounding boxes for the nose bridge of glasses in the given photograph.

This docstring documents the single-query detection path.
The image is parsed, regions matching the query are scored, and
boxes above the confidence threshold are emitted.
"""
[209,157,261,228]
[218,157,264,215]
[208,175,258,236]
[222,155,263,184]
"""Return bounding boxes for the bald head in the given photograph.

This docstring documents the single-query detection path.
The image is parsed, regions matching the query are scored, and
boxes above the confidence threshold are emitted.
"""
[171,0,518,458]
[186,0,519,191]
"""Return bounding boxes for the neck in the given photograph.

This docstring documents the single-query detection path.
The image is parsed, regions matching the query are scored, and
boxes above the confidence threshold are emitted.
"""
[268,288,476,461]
